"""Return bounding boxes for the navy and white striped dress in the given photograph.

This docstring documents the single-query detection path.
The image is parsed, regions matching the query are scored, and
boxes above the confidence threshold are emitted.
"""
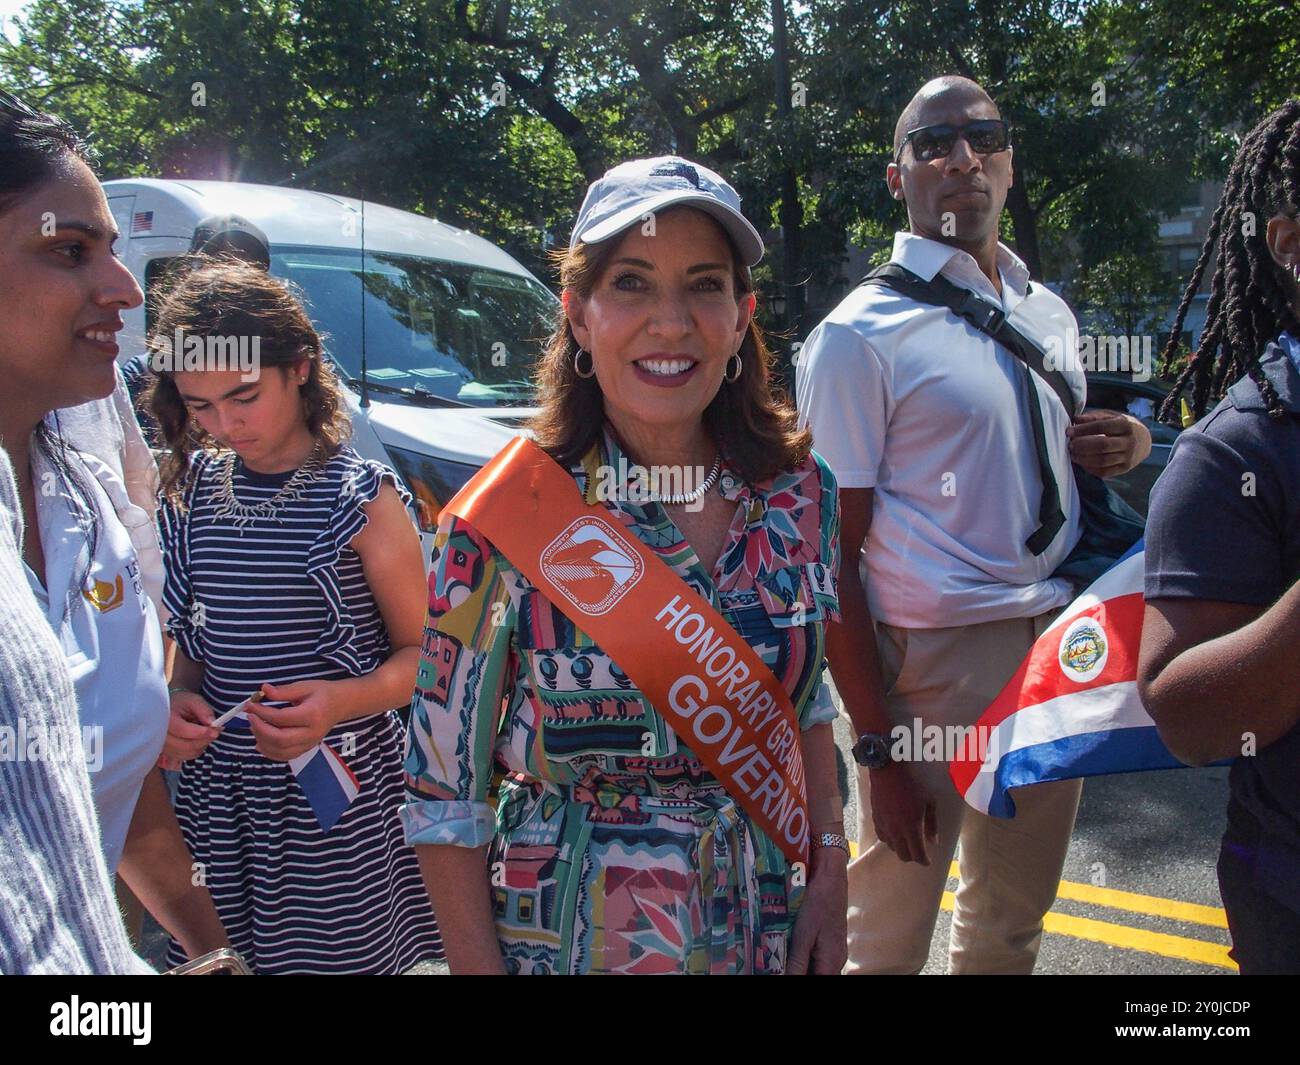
[158,446,441,974]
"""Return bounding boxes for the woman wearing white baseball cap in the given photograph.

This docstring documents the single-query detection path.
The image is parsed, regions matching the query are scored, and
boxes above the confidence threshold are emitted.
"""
[403,156,848,974]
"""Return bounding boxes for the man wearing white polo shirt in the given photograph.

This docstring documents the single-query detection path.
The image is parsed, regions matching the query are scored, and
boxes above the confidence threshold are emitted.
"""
[796,76,1151,974]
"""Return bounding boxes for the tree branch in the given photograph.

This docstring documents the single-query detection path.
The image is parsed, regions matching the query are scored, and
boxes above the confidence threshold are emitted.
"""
[695,92,754,124]
[32,75,164,102]
[644,2,743,79]
[453,0,530,49]
[946,45,975,79]
[619,31,697,153]
[1033,176,1087,216]
[495,67,606,180]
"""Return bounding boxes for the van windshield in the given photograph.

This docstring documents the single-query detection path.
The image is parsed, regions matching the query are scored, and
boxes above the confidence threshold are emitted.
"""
[271,246,554,408]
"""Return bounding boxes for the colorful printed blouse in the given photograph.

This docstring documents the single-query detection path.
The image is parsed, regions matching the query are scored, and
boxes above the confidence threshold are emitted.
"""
[403,432,839,833]
[400,432,840,973]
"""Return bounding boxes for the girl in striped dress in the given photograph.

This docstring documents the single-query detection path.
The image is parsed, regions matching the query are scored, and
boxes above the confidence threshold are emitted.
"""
[149,260,441,973]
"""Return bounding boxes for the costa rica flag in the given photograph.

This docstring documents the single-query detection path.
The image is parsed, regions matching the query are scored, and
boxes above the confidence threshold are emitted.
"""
[950,544,1190,817]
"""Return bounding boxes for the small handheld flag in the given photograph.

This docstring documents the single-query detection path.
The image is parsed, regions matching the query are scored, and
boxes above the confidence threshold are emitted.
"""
[289,742,361,832]
[234,689,361,830]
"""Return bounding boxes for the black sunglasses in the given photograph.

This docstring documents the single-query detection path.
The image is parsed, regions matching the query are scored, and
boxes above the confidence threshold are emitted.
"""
[894,119,1012,164]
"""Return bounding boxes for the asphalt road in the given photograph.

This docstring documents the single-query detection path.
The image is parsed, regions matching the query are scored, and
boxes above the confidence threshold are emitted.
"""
[829,703,1235,975]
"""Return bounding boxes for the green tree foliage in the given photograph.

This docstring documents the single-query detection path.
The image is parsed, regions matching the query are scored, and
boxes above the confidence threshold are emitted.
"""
[2,0,1297,334]
[797,0,1208,286]
[1073,251,1177,339]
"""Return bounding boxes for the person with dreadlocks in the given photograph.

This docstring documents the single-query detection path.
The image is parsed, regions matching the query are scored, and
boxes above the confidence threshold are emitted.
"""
[1139,100,1300,974]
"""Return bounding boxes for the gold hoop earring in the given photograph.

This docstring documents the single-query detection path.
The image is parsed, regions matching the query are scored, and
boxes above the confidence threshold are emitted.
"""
[724,353,743,384]
[574,348,596,379]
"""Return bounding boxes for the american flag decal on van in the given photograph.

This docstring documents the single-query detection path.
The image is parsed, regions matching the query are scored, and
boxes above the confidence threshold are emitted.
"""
[132,211,153,233]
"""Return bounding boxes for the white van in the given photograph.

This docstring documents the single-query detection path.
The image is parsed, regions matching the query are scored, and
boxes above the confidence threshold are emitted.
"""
[102,178,555,553]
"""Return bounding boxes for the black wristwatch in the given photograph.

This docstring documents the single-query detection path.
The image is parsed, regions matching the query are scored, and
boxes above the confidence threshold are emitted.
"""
[852,731,894,769]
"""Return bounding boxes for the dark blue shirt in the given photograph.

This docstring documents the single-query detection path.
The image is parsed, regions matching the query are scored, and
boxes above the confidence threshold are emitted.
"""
[1145,338,1300,912]
[118,353,161,446]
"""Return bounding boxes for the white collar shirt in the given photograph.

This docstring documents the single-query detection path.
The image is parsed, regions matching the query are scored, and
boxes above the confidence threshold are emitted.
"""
[23,445,169,872]
[795,231,1086,628]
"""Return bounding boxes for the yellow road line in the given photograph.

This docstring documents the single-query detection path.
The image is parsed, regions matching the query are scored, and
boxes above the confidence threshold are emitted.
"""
[1053,876,1228,928]
[844,843,1232,965]
[935,860,1228,929]
[938,891,1236,970]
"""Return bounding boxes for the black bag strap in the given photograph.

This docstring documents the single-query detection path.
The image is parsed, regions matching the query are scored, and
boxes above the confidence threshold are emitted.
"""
[859,262,1076,418]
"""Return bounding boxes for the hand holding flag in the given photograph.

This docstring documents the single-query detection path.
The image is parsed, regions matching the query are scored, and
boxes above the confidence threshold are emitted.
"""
[246,681,343,762]
[245,681,361,832]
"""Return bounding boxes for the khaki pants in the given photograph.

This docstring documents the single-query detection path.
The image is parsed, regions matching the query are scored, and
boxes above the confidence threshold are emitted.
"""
[845,611,1083,975]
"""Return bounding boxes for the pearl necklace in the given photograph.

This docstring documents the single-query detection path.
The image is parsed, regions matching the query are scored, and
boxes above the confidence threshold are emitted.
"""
[656,456,722,506]
[212,446,327,529]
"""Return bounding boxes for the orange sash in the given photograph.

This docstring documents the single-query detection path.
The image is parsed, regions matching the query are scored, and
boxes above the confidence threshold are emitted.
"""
[445,437,811,864]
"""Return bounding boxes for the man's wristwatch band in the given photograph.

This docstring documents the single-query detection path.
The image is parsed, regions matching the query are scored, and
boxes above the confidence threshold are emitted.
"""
[852,730,894,769]
[810,832,850,854]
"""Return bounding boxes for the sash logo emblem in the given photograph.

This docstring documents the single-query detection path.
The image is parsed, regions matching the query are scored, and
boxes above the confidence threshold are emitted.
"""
[82,574,125,613]
[540,516,644,616]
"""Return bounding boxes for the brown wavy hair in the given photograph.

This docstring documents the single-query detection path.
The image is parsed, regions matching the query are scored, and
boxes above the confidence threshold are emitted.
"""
[147,258,351,501]
[529,207,811,484]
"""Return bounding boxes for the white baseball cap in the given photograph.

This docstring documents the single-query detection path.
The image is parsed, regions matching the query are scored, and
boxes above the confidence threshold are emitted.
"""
[570,156,764,266]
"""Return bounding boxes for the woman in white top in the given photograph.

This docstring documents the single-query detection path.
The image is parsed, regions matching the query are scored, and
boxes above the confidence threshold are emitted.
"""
[0,90,226,960]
